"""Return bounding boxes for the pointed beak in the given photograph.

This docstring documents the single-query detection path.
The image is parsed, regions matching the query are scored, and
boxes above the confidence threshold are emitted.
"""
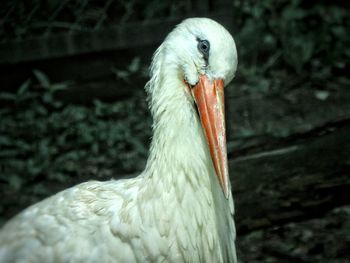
[191,75,230,198]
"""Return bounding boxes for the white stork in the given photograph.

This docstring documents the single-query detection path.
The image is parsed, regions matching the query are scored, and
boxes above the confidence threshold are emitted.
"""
[0,18,238,262]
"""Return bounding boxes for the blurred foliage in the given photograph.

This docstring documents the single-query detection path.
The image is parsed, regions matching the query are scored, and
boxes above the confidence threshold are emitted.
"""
[0,70,150,192]
[233,0,349,94]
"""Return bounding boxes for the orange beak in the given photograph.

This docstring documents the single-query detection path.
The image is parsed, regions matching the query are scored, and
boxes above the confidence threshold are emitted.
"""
[191,75,229,198]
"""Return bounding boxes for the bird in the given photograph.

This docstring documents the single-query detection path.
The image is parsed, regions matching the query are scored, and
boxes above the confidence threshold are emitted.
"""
[0,18,238,263]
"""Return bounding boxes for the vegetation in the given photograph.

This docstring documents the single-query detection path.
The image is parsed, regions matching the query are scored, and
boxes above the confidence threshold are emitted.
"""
[0,70,151,222]
[233,0,349,94]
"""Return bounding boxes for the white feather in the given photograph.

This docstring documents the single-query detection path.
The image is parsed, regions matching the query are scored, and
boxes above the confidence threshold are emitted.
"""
[0,17,238,263]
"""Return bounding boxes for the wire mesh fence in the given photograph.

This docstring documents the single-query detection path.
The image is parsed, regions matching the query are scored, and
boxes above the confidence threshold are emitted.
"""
[0,0,199,42]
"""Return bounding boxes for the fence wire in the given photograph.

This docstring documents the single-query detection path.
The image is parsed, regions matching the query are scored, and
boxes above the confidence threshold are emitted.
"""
[0,0,195,42]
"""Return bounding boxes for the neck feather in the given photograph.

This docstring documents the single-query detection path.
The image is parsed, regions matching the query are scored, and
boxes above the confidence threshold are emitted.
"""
[143,45,214,192]
[137,46,236,261]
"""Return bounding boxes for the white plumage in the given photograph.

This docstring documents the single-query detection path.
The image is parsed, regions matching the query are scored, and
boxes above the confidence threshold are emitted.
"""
[0,18,238,263]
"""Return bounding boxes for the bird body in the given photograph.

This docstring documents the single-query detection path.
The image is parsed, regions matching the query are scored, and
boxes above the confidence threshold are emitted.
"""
[0,18,238,262]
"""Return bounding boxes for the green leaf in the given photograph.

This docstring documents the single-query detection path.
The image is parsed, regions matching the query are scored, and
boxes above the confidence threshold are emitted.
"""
[0,149,19,158]
[8,175,23,190]
[17,79,31,96]
[50,83,68,93]
[35,105,48,116]
[33,69,50,88]
[0,92,16,101]
[314,90,330,101]
[128,57,141,73]
[42,93,53,104]
[0,135,13,146]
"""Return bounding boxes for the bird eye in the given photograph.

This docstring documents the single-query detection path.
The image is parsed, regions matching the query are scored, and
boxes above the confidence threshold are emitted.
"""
[198,39,210,55]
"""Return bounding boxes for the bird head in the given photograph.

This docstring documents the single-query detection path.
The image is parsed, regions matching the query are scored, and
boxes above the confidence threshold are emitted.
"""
[148,18,237,198]
[164,18,237,87]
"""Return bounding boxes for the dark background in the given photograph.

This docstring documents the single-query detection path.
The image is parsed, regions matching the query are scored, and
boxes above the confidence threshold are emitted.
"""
[0,0,349,262]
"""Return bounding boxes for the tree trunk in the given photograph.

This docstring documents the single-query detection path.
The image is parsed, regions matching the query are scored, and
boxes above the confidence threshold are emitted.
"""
[229,118,350,233]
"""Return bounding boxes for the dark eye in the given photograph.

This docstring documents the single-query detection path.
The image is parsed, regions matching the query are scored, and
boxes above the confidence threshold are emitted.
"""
[198,39,210,55]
